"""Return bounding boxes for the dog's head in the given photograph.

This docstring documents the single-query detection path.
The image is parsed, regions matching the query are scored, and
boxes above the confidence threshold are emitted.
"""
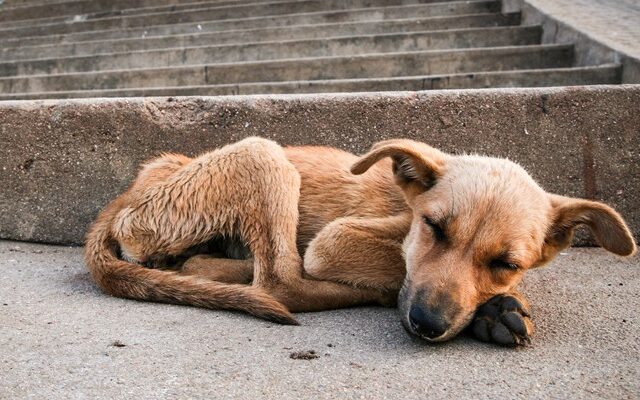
[352,139,636,342]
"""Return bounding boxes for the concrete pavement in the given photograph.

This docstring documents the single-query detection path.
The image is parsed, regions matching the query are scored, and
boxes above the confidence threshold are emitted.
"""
[1,240,638,399]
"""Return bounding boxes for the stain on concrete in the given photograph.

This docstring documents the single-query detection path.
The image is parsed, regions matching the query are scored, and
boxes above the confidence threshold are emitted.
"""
[581,133,598,199]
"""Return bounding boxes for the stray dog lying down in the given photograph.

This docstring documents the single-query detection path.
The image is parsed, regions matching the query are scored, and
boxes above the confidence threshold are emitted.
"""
[85,137,636,346]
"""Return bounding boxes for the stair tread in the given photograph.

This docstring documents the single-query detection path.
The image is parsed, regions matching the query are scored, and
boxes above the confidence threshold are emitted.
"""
[0,64,621,99]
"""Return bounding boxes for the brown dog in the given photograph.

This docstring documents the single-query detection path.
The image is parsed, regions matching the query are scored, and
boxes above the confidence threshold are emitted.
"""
[85,137,636,346]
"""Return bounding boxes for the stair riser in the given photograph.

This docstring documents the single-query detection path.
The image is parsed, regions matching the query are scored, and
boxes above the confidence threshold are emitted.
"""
[0,27,542,77]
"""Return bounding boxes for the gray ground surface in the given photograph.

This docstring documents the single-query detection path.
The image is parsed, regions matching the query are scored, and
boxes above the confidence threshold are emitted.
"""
[0,240,638,399]
[528,0,640,59]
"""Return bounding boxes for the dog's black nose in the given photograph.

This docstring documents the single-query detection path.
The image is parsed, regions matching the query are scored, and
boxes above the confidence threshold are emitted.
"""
[409,304,447,339]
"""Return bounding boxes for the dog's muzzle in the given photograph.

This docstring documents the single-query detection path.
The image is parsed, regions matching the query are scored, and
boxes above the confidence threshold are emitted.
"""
[407,304,449,341]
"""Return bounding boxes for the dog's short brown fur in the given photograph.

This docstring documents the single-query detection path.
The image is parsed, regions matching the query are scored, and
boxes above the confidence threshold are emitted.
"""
[85,137,636,346]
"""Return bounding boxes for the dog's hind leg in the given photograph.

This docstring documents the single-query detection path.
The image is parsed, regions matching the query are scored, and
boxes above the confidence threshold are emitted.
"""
[109,137,390,314]
[209,140,395,312]
[87,139,303,324]
[181,255,253,284]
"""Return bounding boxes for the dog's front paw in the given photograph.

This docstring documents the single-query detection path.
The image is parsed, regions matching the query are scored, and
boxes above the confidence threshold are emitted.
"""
[470,294,533,347]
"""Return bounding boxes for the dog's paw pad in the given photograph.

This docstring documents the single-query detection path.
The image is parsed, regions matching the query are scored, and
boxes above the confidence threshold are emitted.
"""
[470,294,532,347]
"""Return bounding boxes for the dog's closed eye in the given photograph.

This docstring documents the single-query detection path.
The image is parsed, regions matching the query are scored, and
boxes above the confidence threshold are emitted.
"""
[489,259,520,271]
[423,216,446,242]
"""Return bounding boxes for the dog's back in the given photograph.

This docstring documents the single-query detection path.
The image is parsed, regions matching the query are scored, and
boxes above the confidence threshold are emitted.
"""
[284,145,407,249]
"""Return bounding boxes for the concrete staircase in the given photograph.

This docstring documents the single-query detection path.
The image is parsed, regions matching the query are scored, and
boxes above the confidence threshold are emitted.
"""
[0,0,623,99]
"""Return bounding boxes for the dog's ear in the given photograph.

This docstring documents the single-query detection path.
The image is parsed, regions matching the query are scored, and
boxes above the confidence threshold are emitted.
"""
[351,139,447,193]
[543,194,636,258]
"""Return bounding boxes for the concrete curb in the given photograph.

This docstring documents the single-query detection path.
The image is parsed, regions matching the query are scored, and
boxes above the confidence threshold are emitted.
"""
[0,86,638,245]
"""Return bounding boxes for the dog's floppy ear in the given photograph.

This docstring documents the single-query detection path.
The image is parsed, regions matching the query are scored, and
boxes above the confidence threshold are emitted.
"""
[351,139,447,193]
[544,194,636,257]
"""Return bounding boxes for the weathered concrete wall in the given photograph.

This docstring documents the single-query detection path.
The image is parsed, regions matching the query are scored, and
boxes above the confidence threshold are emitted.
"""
[0,86,638,245]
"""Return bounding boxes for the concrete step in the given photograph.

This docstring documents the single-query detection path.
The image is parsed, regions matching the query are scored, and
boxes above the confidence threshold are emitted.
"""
[0,44,574,93]
[1,0,240,6]
[0,0,237,8]
[0,0,243,10]
[0,65,620,100]
[0,0,276,24]
[0,0,460,26]
[1,0,77,5]
[0,3,503,48]
[0,26,543,77]
[0,13,521,60]
[163,44,576,85]
[0,0,501,39]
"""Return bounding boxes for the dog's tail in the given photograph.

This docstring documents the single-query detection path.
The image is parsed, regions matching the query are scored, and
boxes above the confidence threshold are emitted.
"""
[83,199,297,325]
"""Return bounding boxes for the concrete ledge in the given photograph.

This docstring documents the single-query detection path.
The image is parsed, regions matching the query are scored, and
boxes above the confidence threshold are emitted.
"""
[0,85,638,245]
